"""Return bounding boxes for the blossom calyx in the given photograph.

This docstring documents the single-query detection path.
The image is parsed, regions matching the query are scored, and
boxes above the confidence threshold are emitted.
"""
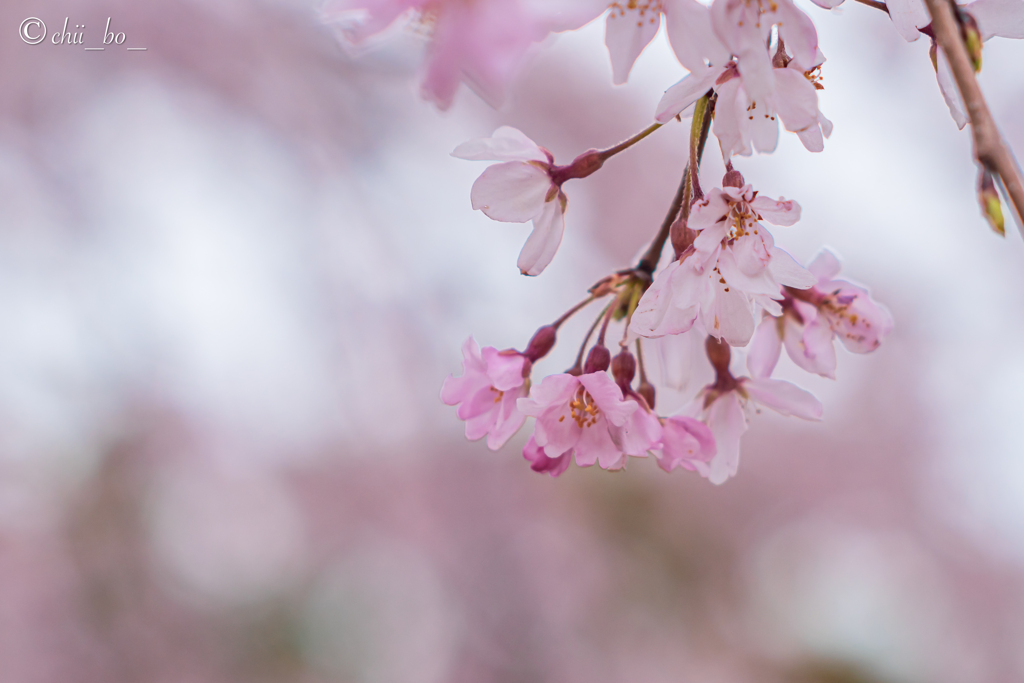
[549,150,605,186]
[611,349,637,393]
[524,325,558,361]
[978,169,1005,236]
[584,344,612,374]
[670,218,697,257]
[722,168,745,188]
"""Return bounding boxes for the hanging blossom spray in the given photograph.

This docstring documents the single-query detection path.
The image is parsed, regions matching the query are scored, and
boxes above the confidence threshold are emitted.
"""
[329,0,1024,483]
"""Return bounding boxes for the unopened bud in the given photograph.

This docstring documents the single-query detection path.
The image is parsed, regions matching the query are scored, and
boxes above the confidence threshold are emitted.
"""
[637,380,656,410]
[611,350,636,391]
[978,169,1005,236]
[722,168,745,188]
[583,344,611,374]
[524,325,557,361]
[961,11,983,72]
[670,217,697,257]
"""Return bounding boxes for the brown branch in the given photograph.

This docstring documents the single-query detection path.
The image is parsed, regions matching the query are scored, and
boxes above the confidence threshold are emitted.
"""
[922,0,1024,235]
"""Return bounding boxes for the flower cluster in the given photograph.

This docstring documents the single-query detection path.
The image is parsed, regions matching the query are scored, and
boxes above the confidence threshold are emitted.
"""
[340,0,1022,482]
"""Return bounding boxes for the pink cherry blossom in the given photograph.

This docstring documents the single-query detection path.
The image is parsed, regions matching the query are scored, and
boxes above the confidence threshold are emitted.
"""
[522,435,571,476]
[630,181,815,346]
[517,372,661,470]
[709,0,819,102]
[441,337,529,449]
[452,127,568,275]
[327,0,600,109]
[657,57,831,156]
[688,375,822,484]
[747,250,894,379]
[655,415,717,473]
[605,0,730,84]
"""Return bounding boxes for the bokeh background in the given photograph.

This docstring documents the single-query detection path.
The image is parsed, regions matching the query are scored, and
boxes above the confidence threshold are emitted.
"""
[2,0,1024,681]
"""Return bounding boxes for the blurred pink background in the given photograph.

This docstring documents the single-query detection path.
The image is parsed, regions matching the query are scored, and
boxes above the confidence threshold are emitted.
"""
[2,0,1024,681]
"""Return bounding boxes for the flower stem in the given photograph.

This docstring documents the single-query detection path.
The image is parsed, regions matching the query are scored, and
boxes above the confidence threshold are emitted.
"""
[922,0,1024,235]
[597,122,664,162]
[635,93,715,275]
[568,302,612,374]
[552,295,597,329]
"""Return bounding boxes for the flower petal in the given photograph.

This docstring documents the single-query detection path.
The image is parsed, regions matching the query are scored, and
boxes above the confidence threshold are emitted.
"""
[452,126,549,162]
[742,378,824,420]
[747,315,783,378]
[605,5,662,85]
[751,195,801,226]
[935,48,969,130]
[807,249,842,283]
[768,247,817,289]
[471,161,552,222]
[772,68,821,134]
[697,393,747,484]
[665,0,731,69]
[966,0,1024,39]
[579,372,637,428]
[523,436,572,476]
[481,347,527,391]
[655,65,723,123]
[886,0,929,41]
[517,195,566,276]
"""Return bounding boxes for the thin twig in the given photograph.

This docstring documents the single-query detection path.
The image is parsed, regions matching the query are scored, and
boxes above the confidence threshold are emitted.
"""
[597,122,663,161]
[551,295,597,329]
[922,0,1024,234]
[568,302,612,373]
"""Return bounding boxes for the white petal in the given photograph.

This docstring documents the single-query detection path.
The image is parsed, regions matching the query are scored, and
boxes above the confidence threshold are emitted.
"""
[471,161,552,223]
[966,0,1024,39]
[606,6,662,85]
[664,0,730,71]
[886,0,929,41]
[452,126,548,162]
[750,195,801,226]
[935,48,969,130]
[655,65,723,123]
[772,68,821,134]
[807,248,842,282]
[748,100,780,154]
[743,378,824,420]
[517,196,566,276]
[768,247,817,289]
[698,393,747,484]
[748,315,783,378]
[712,80,747,159]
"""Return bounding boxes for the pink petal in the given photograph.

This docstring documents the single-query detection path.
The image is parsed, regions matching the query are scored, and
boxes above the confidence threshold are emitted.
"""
[699,393,747,484]
[689,188,732,233]
[742,378,824,420]
[609,403,662,457]
[523,436,571,477]
[440,337,488,405]
[578,372,637,428]
[750,195,801,226]
[605,5,662,85]
[664,0,731,70]
[655,65,724,123]
[809,0,845,8]
[657,415,716,472]
[712,79,747,159]
[796,123,825,153]
[517,195,566,276]
[807,249,842,283]
[481,347,527,391]
[517,373,578,415]
[629,261,700,338]
[700,272,757,346]
[486,388,528,449]
[747,315,783,379]
[966,0,1024,39]
[801,316,838,379]
[452,126,549,162]
[748,99,780,154]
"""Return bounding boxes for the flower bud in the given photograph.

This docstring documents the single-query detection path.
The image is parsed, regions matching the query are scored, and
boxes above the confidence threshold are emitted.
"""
[722,168,745,188]
[611,349,636,391]
[978,169,1005,236]
[960,11,983,72]
[524,325,557,361]
[583,344,611,374]
[670,217,697,257]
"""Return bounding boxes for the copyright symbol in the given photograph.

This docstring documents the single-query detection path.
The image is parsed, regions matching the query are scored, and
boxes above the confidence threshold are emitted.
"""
[20,17,45,45]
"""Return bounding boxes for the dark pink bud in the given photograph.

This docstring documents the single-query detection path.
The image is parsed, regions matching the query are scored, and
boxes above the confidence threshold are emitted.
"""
[670,217,697,257]
[524,325,557,361]
[583,344,611,374]
[637,381,656,410]
[722,169,745,188]
[611,350,636,391]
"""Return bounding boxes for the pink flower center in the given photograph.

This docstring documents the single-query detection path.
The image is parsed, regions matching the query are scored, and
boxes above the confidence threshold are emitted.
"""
[566,387,601,428]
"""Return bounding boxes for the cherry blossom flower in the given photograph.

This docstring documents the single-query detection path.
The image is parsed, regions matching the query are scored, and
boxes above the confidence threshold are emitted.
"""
[441,337,529,449]
[631,181,815,346]
[522,435,572,476]
[747,250,895,379]
[605,0,730,84]
[688,375,823,484]
[517,372,661,470]
[657,56,831,155]
[654,415,717,473]
[327,0,600,109]
[709,0,819,102]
